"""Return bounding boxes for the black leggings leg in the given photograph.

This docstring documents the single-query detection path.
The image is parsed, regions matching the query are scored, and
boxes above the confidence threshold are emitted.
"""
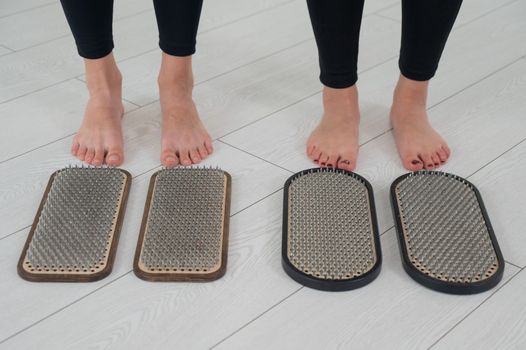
[306,0,462,88]
[60,0,114,59]
[306,0,365,89]
[60,0,203,59]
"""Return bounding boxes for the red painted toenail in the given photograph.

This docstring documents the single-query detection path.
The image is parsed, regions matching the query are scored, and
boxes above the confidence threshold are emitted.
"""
[411,160,421,165]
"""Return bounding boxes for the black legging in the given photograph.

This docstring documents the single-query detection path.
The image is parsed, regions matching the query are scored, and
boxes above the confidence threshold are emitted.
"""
[60,0,203,59]
[306,0,463,88]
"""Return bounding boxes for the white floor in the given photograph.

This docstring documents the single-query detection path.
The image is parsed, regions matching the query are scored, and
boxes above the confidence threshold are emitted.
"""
[1,0,526,349]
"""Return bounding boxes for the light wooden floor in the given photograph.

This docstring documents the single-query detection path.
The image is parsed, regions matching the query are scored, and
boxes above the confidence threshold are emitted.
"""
[1,0,526,349]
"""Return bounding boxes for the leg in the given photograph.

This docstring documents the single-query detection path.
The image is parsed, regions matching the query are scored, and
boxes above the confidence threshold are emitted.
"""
[61,0,124,166]
[153,0,212,167]
[305,0,365,171]
[391,0,462,171]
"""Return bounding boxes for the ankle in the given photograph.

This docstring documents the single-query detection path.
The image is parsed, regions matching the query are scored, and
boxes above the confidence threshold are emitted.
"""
[85,57,122,101]
[392,75,428,111]
[158,53,194,96]
[322,85,360,121]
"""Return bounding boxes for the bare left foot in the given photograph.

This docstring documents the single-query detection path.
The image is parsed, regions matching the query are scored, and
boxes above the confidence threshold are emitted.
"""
[391,75,451,171]
[158,53,213,167]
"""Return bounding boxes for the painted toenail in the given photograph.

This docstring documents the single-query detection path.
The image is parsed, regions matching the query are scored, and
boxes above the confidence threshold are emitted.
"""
[339,159,351,165]
[411,160,421,165]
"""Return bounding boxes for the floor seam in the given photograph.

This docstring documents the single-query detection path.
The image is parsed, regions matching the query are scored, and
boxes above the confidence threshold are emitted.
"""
[208,287,304,349]
[0,183,288,344]
[427,266,525,350]
[0,271,133,345]
[217,140,295,174]
[0,0,300,107]
[0,1,55,20]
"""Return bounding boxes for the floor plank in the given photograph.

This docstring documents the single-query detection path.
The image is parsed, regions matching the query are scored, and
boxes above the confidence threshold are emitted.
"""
[378,0,515,27]
[0,142,291,341]
[118,12,398,107]
[0,45,11,56]
[432,268,526,350]
[0,0,53,18]
[0,79,137,162]
[222,58,526,234]
[1,0,525,348]
[0,0,296,104]
[468,140,526,267]
[0,0,154,51]
[213,230,519,350]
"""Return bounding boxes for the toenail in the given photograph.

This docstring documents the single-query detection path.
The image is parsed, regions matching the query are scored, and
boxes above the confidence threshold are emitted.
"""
[108,154,120,162]
[339,159,351,165]
[411,160,421,165]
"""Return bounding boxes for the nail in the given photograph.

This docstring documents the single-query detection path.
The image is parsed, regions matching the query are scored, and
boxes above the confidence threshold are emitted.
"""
[108,154,120,162]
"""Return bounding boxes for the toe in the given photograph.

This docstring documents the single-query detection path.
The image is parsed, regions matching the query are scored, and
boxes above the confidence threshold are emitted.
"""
[420,154,434,170]
[326,154,339,168]
[337,150,357,171]
[310,149,322,163]
[161,149,179,167]
[442,145,451,158]
[204,139,214,154]
[306,143,316,157]
[437,148,448,163]
[403,156,424,172]
[189,149,202,164]
[179,150,192,166]
[71,141,80,156]
[92,147,104,166]
[77,145,88,161]
[431,154,441,168]
[85,149,95,164]
[319,153,329,167]
[106,146,123,166]
[198,144,209,159]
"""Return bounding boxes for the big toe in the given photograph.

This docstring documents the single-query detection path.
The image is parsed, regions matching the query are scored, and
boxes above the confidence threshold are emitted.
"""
[402,155,424,172]
[337,150,357,171]
[106,146,123,166]
[161,149,179,167]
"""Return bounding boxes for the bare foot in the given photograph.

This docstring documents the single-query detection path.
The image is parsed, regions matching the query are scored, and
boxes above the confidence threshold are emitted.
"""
[71,53,124,166]
[391,75,451,171]
[158,53,212,167]
[306,85,360,171]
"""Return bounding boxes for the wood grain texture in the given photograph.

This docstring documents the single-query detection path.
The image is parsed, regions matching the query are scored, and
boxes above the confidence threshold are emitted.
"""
[118,0,313,106]
[0,0,296,103]
[1,190,305,350]
[0,79,137,162]
[0,45,12,56]
[378,0,515,27]
[0,143,291,339]
[0,0,53,18]
[433,268,526,350]
[0,0,154,51]
[468,140,526,268]
[0,0,525,348]
[221,18,526,234]
[215,230,519,350]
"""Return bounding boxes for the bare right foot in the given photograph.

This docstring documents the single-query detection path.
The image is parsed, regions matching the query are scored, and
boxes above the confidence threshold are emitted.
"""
[71,53,125,166]
[306,85,360,171]
[158,54,213,167]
